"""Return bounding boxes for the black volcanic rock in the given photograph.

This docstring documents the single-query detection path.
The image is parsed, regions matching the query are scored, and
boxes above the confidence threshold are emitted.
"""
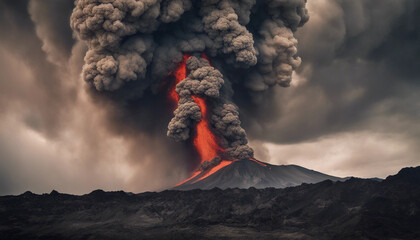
[385,166,420,184]
[0,166,419,240]
[174,159,345,190]
[49,190,59,196]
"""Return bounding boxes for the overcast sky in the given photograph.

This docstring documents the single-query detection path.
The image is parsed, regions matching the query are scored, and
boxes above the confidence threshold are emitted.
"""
[0,0,419,195]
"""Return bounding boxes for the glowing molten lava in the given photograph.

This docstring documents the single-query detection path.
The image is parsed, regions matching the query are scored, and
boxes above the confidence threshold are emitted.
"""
[174,170,201,187]
[194,160,236,182]
[168,53,224,164]
[168,54,190,103]
[191,96,225,164]
[169,53,238,187]
[250,158,268,167]
[174,158,270,187]
[168,55,270,187]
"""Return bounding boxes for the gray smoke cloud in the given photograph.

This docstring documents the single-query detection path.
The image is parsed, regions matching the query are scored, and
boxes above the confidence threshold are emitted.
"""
[70,0,308,163]
[200,0,257,66]
[167,56,223,142]
[245,0,308,90]
[167,56,252,159]
[212,102,253,159]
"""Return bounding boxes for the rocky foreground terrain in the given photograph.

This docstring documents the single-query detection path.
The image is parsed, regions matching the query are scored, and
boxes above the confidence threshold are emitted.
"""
[0,166,419,240]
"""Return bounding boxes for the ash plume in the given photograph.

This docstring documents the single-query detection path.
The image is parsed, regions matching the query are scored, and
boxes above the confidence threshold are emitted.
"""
[200,0,257,66]
[211,102,253,159]
[167,56,223,141]
[70,0,308,163]
[167,56,253,159]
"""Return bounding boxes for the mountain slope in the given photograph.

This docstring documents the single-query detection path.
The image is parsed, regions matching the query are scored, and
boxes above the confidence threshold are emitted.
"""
[174,159,345,190]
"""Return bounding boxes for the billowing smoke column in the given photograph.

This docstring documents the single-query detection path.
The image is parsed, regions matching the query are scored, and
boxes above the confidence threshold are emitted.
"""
[70,0,308,169]
[167,55,252,161]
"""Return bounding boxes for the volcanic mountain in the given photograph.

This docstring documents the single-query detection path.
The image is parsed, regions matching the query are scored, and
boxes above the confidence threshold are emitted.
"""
[174,159,345,190]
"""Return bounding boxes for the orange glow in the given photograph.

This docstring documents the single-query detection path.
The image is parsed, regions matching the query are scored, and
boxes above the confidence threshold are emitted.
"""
[190,53,224,163]
[168,54,190,104]
[191,96,225,163]
[194,160,236,182]
[168,53,225,164]
[201,53,213,67]
[169,53,229,186]
[174,170,201,187]
[250,158,268,167]
[174,158,269,187]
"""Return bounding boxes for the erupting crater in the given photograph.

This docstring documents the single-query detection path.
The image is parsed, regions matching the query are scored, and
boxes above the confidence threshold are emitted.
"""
[173,158,345,190]
[166,55,342,190]
[168,53,244,185]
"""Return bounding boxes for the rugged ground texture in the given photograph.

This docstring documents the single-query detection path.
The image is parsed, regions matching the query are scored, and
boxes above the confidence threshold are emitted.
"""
[0,167,419,240]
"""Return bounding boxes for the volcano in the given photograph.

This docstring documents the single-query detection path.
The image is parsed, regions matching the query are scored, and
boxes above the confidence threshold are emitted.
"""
[166,55,344,191]
[174,159,344,190]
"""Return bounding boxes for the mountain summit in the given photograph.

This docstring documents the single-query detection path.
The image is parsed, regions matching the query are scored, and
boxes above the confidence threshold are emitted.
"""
[173,159,344,190]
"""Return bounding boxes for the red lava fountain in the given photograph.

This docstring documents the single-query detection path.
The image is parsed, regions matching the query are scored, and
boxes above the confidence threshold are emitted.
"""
[168,54,190,103]
[191,96,225,164]
[168,54,225,164]
[168,54,251,187]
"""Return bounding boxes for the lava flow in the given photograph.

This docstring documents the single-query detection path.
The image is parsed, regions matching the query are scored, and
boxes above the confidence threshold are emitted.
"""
[168,54,190,104]
[168,54,225,164]
[169,54,236,186]
[194,160,236,182]
[191,96,225,164]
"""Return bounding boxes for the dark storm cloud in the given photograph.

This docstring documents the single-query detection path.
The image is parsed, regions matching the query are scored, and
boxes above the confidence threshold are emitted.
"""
[28,0,75,64]
[258,0,420,177]
[240,0,420,145]
[0,0,75,137]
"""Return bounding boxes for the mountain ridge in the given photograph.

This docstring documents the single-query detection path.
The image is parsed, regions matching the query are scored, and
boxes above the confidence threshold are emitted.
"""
[174,159,346,190]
